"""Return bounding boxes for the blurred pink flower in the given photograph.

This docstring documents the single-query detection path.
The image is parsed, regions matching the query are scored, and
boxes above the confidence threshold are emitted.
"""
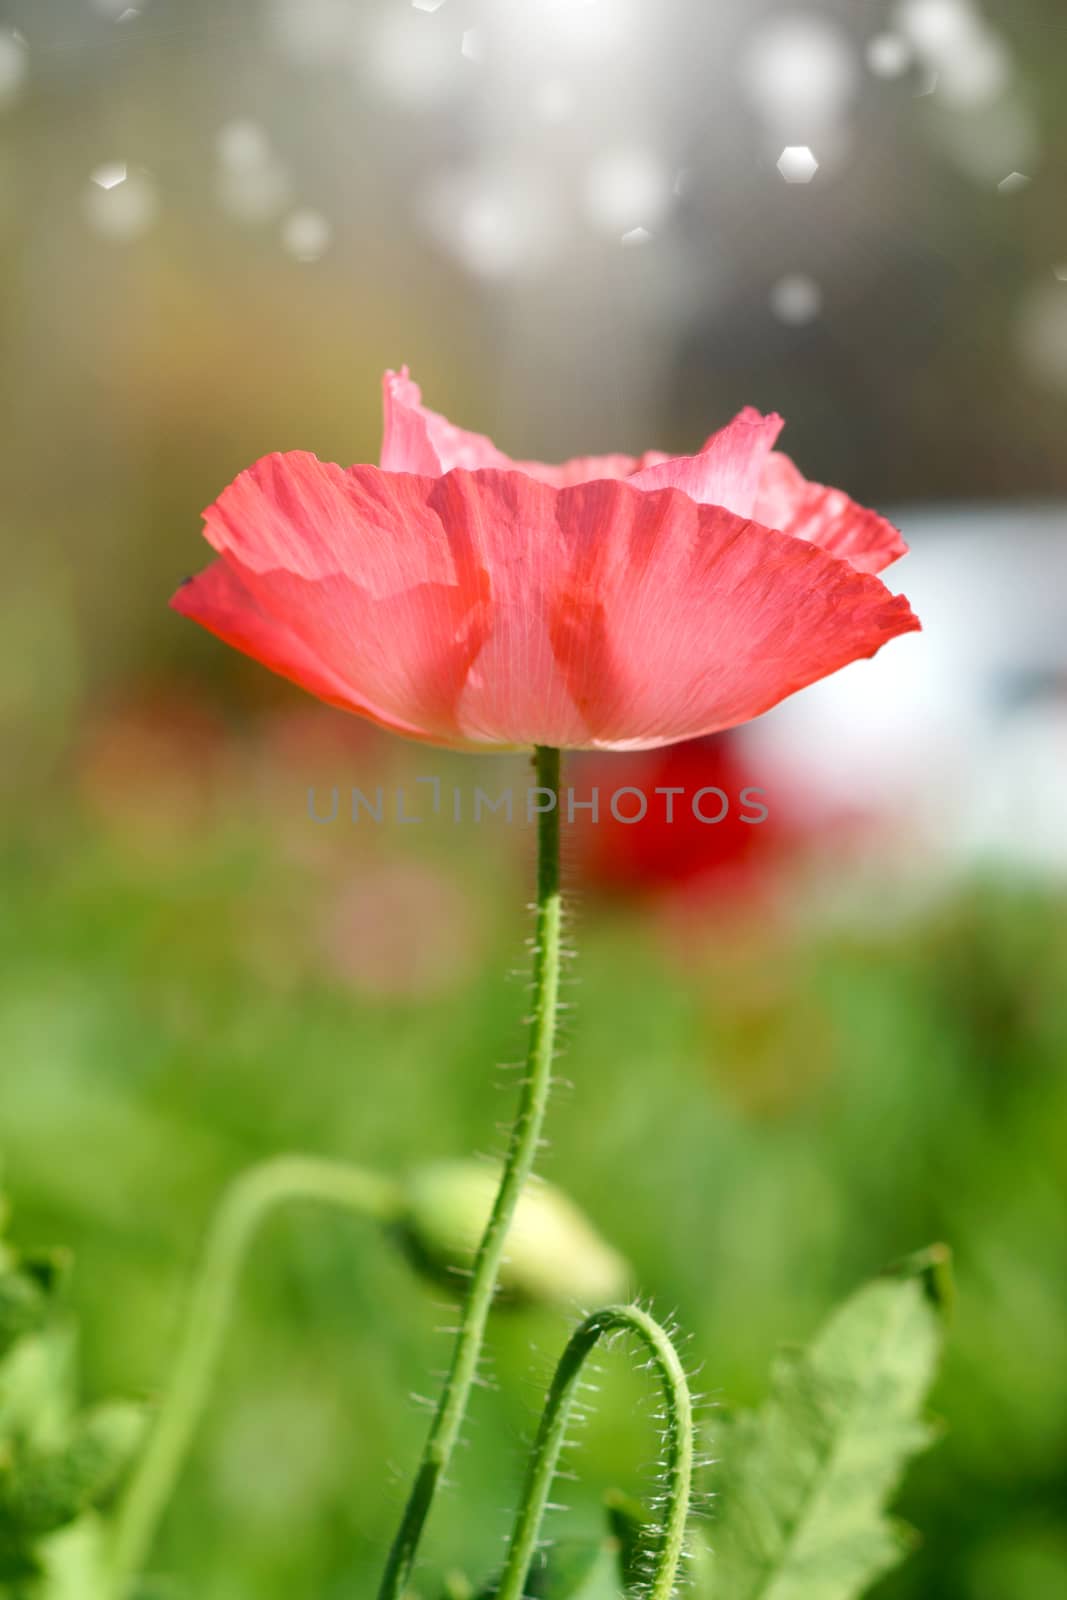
[173,369,918,750]
[317,859,481,1001]
[77,688,233,840]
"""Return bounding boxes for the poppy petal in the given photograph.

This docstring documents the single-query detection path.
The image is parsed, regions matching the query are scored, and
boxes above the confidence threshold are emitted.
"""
[538,475,920,748]
[628,407,785,518]
[754,451,908,574]
[170,559,436,741]
[381,366,666,485]
[381,367,512,475]
[202,448,466,588]
[187,454,918,749]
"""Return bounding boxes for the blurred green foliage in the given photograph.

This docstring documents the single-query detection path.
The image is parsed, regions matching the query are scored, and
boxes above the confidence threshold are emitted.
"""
[0,760,1065,1600]
[0,1215,144,1595]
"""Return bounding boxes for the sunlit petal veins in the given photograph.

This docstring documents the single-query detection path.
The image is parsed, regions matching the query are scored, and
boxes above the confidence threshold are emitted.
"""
[203,450,463,587]
[170,558,436,741]
[754,451,908,574]
[177,452,919,751]
[381,366,666,485]
[381,367,513,474]
[628,407,784,519]
[540,475,919,748]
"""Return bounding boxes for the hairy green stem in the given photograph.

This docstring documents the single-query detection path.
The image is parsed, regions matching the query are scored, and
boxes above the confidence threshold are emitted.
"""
[499,1305,693,1600]
[109,1155,403,1596]
[376,745,563,1600]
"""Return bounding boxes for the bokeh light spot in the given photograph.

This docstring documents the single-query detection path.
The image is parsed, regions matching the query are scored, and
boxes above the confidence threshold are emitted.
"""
[776,145,819,183]
[866,32,912,79]
[770,273,822,325]
[585,147,671,233]
[282,209,334,262]
[84,167,158,239]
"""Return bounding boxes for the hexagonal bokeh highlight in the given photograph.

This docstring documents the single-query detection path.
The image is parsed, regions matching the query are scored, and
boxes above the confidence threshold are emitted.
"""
[777,145,819,184]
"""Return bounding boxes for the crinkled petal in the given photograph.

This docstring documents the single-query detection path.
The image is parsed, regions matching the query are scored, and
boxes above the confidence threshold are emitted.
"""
[628,407,784,519]
[181,455,919,750]
[202,448,464,587]
[535,475,919,748]
[381,367,666,486]
[381,367,513,475]
[381,375,908,573]
[520,448,670,487]
[754,451,907,574]
[170,559,436,742]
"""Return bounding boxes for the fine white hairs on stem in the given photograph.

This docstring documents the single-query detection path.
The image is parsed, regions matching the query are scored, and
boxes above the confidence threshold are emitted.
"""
[495,1303,695,1600]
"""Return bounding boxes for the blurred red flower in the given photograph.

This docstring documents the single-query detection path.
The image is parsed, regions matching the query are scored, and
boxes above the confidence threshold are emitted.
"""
[571,735,787,905]
[173,369,918,750]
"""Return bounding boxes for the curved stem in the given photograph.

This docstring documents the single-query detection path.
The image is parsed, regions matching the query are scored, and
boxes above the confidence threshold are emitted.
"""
[109,1155,403,1597]
[376,746,563,1600]
[498,1305,693,1600]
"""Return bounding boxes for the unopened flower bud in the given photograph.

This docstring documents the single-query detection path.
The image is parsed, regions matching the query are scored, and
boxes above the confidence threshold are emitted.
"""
[399,1161,629,1307]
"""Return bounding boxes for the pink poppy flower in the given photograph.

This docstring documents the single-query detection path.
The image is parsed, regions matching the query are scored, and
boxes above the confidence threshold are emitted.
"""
[172,369,919,750]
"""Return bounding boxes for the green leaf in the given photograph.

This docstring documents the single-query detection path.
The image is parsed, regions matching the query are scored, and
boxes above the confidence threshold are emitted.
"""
[708,1248,951,1600]
[524,1538,621,1600]
[0,1275,49,1365]
[2,1402,146,1536]
[0,1324,78,1449]
[0,1197,143,1597]
[603,1489,648,1592]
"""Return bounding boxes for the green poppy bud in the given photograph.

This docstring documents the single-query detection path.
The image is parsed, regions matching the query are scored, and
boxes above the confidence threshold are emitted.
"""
[399,1161,629,1308]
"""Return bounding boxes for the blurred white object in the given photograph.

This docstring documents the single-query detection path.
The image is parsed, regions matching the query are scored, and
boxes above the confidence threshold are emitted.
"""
[83,167,158,239]
[215,120,291,222]
[770,273,822,325]
[584,147,671,233]
[776,145,819,183]
[866,32,913,79]
[491,0,641,67]
[90,162,128,191]
[418,163,564,279]
[894,0,1013,109]
[217,120,272,172]
[282,208,333,262]
[741,506,1067,878]
[371,8,464,106]
[741,12,858,137]
[895,0,982,56]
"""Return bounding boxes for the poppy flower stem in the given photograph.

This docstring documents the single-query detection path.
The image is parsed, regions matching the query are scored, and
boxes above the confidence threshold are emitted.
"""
[498,1305,693,1600]
[376,745,564,1600]
[108,1156,404,1599]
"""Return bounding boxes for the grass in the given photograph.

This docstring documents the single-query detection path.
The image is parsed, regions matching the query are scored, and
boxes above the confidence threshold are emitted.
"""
[1,770,1065,1600]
